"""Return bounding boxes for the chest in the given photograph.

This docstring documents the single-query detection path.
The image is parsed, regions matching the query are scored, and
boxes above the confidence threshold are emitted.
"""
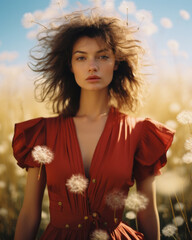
[73,116,107,174]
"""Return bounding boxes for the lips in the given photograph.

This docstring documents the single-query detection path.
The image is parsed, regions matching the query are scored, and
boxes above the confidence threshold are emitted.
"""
[86,75,101,80]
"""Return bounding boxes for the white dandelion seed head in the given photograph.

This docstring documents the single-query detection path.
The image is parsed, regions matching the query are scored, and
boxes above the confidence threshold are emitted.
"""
[105,190,126,210]
[124,192,149,212]
[171,157,181,165]
[90,229,109,240]
[158,204,168,213]
[173,216,184,227]
[125,211,136,220]
[169,103,181,113]
[156,170,189,196]
[0,164,6,175]
[32,145,54,164]
[174,202,184,211]
[182,152,192,164]
[176,111,192,125]
[0,141,9,154]
[66,174,89,194]
[0,181,6,189]
[0,208,8,217]
[184,137,192,152]
[165,120,178,130]
[162,224,177,237]
[22,12,36,28]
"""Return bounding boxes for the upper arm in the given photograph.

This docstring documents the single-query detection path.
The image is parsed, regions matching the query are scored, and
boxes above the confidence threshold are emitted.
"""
[22,166,46,214]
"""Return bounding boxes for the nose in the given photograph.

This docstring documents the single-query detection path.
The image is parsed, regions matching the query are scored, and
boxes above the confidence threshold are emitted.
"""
[88,59,98,73]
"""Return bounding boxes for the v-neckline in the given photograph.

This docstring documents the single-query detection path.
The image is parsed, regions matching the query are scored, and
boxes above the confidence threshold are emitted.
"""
[70,107,113,178]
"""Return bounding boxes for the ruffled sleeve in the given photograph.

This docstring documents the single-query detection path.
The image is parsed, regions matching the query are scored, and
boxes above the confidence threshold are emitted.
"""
[12,118,46,170]
[133,118,175,182]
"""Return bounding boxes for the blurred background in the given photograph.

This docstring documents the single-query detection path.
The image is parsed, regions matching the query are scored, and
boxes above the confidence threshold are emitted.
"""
[0,0,192,239]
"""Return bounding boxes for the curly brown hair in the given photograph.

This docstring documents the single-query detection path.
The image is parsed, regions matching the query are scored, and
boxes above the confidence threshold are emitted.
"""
[29,9,145,117]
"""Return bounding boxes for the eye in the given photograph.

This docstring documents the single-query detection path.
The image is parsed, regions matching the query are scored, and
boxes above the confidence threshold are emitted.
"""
[76,56,86,61]
[98,55,109,60]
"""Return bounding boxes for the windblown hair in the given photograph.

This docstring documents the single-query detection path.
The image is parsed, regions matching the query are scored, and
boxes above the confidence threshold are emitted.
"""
[30,9,146,117]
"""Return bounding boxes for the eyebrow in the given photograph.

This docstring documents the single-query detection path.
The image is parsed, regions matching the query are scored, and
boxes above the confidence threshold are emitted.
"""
[72,48,110,55]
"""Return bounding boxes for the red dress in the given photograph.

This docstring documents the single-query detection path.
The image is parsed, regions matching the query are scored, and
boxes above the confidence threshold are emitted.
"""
[12,107,175,240]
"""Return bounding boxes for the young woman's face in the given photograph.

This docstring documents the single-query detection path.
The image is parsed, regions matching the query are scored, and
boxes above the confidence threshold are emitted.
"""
[71,36,117,91]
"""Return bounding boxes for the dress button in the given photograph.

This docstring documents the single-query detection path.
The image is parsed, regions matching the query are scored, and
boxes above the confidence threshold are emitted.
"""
[92,212,97,218]
[65,224,69,228]
[84,216,88,220]
[78,224,82,228]
[92,178,96,183]
[114,218,118,223]
[58,201,62,206]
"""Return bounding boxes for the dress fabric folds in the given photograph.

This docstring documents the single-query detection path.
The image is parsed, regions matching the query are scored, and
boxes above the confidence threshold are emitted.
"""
[12,107,175,240]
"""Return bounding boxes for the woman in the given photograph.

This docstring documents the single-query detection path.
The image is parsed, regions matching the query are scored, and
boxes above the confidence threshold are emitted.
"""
[12,10,175,240]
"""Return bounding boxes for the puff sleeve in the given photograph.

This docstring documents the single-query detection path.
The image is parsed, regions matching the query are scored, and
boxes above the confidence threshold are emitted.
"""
[133,118,175,182]
[12,118,46,170]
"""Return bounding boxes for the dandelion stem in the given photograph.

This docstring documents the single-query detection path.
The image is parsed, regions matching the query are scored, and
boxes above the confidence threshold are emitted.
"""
[38,163,43,181]
[174,193,191,235]
[172,235,178,240]
[169,196,176,226]
[135,216,138,231]
[33,21,48,29]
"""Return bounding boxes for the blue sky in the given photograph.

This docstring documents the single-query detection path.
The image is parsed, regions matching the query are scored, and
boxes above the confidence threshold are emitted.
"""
[0,0,191,82]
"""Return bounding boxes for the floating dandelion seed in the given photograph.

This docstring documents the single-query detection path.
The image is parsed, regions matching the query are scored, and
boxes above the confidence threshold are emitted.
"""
[125,192,148,212]
[184,137,192,152]
[125,211,136,220]
[90,229,109,240]
[66,174,88,195]
[162,224,177,237]
[156,171,189,195]
[176,111,192,125]
[182,152,192,164]
[32,145,54,180]
[173,216,184,227]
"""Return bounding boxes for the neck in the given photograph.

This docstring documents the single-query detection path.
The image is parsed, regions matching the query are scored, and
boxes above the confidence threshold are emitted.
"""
[76,89,110,119]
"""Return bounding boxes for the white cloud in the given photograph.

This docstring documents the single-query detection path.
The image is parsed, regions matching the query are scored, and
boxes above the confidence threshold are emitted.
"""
[50,0,68,9]
[104,0,115,12]
[0,51,19,62]
[180,10,190,20]
[160,17,173,29]
[135,9,153,23]
[141,22,158,36]
[167,39,188,58]
[27,29,39,40]
[89,0,102,7]
[167,40,179,53]
[118,1,136,15]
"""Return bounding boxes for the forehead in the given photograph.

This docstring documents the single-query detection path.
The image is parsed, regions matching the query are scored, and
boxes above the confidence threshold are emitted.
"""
[72,36,110,52]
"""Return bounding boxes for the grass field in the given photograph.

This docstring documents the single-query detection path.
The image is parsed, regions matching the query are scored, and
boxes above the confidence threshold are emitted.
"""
[0,75,192,239]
